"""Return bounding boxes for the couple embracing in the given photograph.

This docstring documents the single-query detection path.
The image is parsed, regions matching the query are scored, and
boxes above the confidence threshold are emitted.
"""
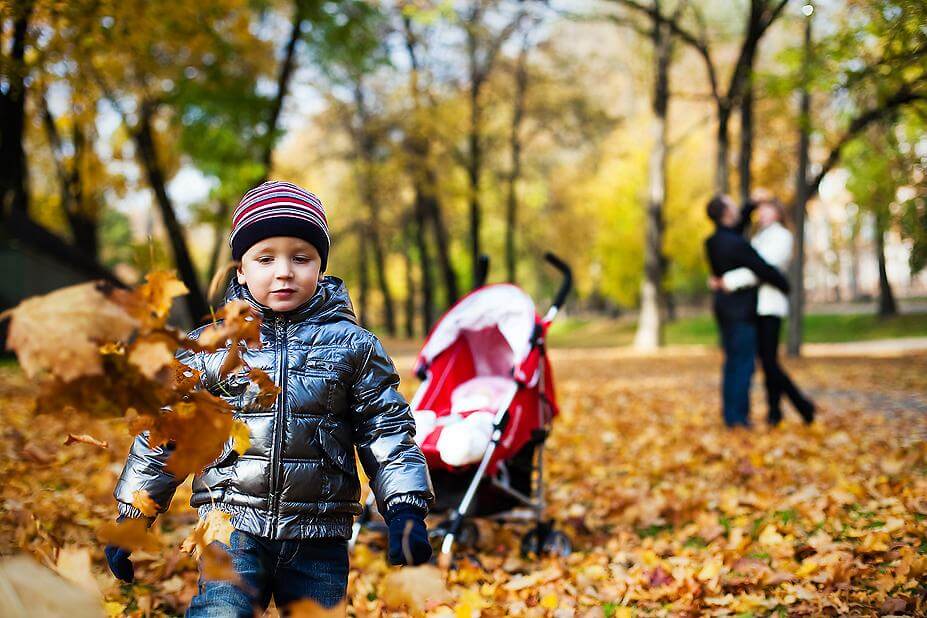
[705,194,816,428]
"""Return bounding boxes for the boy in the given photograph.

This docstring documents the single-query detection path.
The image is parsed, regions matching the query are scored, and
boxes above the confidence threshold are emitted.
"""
[106,181,434,615]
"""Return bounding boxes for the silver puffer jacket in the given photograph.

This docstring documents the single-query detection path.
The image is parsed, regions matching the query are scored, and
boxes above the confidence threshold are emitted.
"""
[114,277,433,540]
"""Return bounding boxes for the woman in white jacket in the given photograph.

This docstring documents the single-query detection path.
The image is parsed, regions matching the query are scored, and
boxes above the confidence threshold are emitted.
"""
[712,199,815,426]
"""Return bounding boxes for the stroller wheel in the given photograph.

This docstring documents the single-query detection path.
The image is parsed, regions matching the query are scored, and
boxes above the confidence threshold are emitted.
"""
[433,518,480,550]
[520,523,572,558]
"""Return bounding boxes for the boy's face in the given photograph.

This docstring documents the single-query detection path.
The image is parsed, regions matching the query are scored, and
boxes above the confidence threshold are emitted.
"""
[237,236,322,312]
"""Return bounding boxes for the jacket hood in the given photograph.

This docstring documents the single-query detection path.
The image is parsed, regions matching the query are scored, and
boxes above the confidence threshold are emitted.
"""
[224,276,357,324]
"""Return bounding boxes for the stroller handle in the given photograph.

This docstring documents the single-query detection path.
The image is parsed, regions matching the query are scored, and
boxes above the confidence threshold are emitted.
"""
[543,252,572,322]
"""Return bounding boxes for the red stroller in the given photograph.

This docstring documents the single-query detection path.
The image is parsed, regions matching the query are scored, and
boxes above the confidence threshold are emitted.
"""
[351,254,573,562]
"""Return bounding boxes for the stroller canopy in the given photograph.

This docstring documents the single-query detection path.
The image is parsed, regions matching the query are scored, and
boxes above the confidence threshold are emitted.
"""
[417,284,537,369]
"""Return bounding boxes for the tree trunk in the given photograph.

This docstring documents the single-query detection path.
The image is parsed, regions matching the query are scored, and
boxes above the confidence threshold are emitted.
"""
[738,85,754,205]
[207,199,233,287]
[403,227,417,339]
[505,35,529,284]
[0,2,33,217]
[787,13,812,357]
[261,0,305,178]
[134,102,209,322]
[413,195,435,333]
[401,17,459,306]
[467,76,483,283]
[351,83,397,336]
[715,105,732,194]
[633,16,671,351]
[356,225,370,328]
[875,214,898,317]
[41,99,98,257]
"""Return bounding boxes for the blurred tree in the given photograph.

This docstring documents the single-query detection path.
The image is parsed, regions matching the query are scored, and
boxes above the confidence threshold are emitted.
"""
[788,0,927,353]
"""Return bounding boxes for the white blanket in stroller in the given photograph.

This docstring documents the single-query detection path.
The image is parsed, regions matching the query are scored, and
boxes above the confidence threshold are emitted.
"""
[412,376,514,466]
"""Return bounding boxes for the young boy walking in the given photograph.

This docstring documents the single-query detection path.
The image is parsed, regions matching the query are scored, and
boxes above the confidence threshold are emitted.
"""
[106,181,434,615]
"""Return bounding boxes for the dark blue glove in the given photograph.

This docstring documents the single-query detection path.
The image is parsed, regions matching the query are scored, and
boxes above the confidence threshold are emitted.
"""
[385,505,432,566]
[104,545,134,582]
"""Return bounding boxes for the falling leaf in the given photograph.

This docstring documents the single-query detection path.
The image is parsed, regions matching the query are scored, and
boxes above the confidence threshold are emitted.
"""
[181,510,234,558]
[53,547,100,597]
[287,599,347,617]
[63,433,109,449]
[248,368,280,407]
[3,282,138,382]
[128,334,177,379]
[230,420,251,455]
[131,490,159,517]
[96,518,159,552]
[0,555,103,618]
[380,565,451,615]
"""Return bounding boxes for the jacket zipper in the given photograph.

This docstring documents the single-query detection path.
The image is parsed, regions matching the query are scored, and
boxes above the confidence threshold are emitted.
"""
[269,314,288,538]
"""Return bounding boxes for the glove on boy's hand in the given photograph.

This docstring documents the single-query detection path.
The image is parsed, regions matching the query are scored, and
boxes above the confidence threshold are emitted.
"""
[385,505,432,566]
[105,514,146,583]
[104,545,134,583]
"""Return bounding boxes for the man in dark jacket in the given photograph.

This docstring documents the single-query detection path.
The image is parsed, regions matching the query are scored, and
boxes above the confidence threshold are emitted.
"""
[704,195,790,427]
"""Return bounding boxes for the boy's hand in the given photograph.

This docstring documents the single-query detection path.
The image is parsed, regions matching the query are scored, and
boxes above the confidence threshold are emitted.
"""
[385,505,432,566]
[104,544,134,582]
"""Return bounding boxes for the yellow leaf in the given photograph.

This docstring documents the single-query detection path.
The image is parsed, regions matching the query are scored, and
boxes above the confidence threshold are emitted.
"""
[131,489,159,517]
[231,419,251,455]
[795,559,818,577]
[540,593,559,609]
[697,557,722,581]
[614,608,634,618]
[380,565,451,615]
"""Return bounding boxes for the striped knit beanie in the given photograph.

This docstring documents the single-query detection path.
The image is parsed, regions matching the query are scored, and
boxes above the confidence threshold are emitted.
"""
[229,181,330,271]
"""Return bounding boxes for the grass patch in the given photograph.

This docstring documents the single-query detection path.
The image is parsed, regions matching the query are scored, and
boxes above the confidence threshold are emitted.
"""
[547,311,927,348]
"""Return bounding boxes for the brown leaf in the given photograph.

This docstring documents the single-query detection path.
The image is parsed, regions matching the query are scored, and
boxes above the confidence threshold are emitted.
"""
[53,547,100,597]
[248,368,281,407]
[4,282,138,382]
[380,565,451,615]
[131,490,159,517]
[287,599,347,617]
[128,333,177,380]
[63,433,109,449]
[147,393,234,477]
[96,518,159,552]
[0,555,103,618]
[190,301,261,353]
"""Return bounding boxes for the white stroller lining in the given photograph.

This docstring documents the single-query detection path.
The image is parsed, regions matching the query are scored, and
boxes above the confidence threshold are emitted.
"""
[436,411,495,466]
[412,376,516,466]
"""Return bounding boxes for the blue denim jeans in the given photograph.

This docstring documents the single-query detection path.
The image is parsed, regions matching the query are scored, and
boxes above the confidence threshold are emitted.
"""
[720,319,757,427]
[185,530,348,617]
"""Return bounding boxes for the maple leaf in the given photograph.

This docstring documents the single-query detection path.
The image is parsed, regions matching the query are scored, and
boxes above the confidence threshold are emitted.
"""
[248,368,280,407]
[190,301,261,354]
[110,271,188,331]
[180,510,237,583]
[96,518,159,552]
[131,490,159,517]
[147,393,235,478]
[3,281,138,382]
[128,333,177,380]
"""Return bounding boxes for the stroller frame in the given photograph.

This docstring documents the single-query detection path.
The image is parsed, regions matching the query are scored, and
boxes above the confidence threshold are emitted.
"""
[350,253,573,563]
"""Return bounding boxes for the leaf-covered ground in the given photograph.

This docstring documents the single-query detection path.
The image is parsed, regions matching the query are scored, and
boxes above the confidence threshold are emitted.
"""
[1,350,926,617]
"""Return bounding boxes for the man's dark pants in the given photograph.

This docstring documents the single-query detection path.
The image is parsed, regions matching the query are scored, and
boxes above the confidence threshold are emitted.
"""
[719,319,756,427]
